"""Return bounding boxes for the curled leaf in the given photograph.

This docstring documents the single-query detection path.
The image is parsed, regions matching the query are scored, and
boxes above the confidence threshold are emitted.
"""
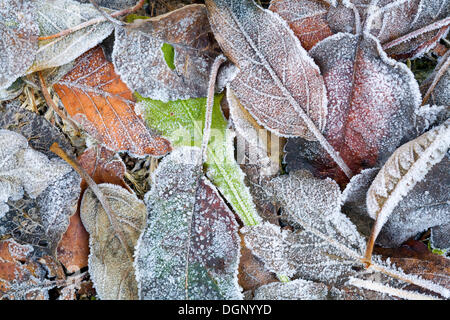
[365,119,450,258]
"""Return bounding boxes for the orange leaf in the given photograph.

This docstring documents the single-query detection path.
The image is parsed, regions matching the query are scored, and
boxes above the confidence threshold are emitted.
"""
[54,46,171,157]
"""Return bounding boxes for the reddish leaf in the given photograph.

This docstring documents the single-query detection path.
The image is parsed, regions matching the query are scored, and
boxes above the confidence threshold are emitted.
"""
[56,146,129,273]
[269,0,333,50]
[53,46,171,157]
[285,33,421,185]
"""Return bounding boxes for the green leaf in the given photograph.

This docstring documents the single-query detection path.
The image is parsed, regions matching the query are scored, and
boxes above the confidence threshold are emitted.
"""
[136,93,261,226]
[161,43,176,70]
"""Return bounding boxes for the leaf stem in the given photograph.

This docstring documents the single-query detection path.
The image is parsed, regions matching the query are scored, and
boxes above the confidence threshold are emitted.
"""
[38,72,80,133]
[38,0,146,41]
[50,143,134,262]
[202,54,227,165]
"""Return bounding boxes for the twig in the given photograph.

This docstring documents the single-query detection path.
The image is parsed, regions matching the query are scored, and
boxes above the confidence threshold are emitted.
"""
[50,143,134,262]
[422,50,450,105]
[38,72,80,133]
[38,0,146,41]
[201,54,227,165]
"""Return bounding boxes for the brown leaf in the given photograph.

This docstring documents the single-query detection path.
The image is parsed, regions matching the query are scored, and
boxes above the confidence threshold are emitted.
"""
[238,234,278,292]
[269,0,333,50]
[81,183,147,300]
[274,0,449,60]
[53,46,171,157]
[57,146,129,274]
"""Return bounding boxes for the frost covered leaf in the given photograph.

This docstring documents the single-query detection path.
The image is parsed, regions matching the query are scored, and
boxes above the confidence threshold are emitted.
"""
[238,241,278,292]
[366,119,450,252]
[228,88,280,178]
[285,33,421,185]
[205,0,328,139]
[113,4,221,102]
[0,130,80,257]
[137,93,260,226]
[54,46,171,157]
[28,0,114,73]
[374,151,450,248]
[135,147,242,300]
[0,79,24,102]
[57,145,128,274]
[0,239,56,300]
[253,278,328,300]
[0,0,38,90]
[245,170,366,285]
[269,0,333,50]
[76,0,136,10]
[80,183,146,300]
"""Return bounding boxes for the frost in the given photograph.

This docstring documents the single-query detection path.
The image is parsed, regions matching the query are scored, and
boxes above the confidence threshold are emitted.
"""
[112,4,220,102]
[135,147,242,300]
[430,224,450,252]
[366,119,450,246]
[0,101,74,159]
[421,51,450,107]
[28,0,114,73]
[0,130,80,257]
[414,105,450,134]
[242,222,297,277]
[245,170,366,284]
[323,0,450,59]
[76,0,136,10]
[80,183,146,300]
[253,279,329,300]
[228,88,279,177]
[0,0,38,89]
